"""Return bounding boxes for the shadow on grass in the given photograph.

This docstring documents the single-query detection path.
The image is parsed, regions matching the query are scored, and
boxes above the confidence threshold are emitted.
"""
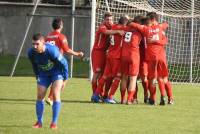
[0,124,31,128]
[0,98,92,105]
[62,100,91,104]
[0,98,35,105]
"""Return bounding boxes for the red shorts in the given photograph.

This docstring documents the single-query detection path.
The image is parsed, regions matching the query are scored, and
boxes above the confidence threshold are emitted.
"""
[121,56,140,76]
[147,58,169,79]
[103,57,121,77]
[91,49,106,73]
[139,60,148,78]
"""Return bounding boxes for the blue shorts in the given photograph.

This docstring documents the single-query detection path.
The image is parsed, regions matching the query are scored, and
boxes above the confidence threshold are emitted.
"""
[37,74,64,88]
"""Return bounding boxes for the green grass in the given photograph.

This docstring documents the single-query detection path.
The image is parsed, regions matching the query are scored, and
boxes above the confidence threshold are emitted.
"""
[0,55,89,77]
[0,77,200,134]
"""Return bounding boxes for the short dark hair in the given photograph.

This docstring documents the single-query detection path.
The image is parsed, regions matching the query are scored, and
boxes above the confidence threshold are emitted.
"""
[141,16,151,25]
[133,15,144,24]
[146,12,159,21]
[118,16,128,25]
[52,18,63,30]
[32,33,43,41]
[104,12,112,18]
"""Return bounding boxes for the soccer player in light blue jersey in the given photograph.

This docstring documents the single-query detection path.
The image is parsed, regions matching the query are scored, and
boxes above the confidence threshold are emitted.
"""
[28,33,68,129]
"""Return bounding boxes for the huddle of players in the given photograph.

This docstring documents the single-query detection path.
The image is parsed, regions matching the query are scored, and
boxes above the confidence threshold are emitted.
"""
[91,12,174,105]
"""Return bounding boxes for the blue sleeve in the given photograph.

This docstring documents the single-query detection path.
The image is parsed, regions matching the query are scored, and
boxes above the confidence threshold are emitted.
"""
[28,49,39,78]
[48,45,68,80]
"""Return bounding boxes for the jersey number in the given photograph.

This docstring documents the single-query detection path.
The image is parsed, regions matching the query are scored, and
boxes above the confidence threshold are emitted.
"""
[149,34,159,42]
[110,35,115,46]
[124,32,132,43]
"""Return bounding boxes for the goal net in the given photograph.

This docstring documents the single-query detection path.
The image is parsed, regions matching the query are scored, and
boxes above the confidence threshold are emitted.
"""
[95,0,200,83]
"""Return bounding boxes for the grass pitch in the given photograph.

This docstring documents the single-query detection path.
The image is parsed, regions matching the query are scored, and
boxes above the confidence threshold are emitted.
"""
[0,77,200,134]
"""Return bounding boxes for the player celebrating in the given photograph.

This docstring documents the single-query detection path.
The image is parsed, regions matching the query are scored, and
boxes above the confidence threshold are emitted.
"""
[92,16,129,103]
[129,12,169,105]
[157,31,174,105]
[28,33,68,129]
[120,18,142,105]
[45,18,84,105]
[91,12,124,101]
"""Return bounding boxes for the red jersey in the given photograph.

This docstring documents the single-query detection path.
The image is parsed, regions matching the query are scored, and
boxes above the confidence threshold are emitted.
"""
[129,22,168,60]
[121,26,142,58]
[45,31,70,54]
[106,24,125,59]
[92,24,111,51]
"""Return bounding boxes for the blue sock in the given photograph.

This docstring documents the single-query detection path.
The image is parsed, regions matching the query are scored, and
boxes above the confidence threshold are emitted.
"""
[36,100,44,124]
[52,101,61,124]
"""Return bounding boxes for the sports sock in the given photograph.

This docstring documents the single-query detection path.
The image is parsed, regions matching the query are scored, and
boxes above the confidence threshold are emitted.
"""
[36,100,45,124]
[142,80,149,98]
[104,77,112,98]
[133,84,138,100]
[91,81,97,94]
[149,83,156,101]
[120,89,126,103]
[165,81,173,99]
[52,101,61,124]
[95,78,106,96]
[127,90,135,102]
[158,79,166,97]
[108,79,120,99]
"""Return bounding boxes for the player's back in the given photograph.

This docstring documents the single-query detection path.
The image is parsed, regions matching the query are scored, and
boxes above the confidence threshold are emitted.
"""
[122,26,142,58]
[46,31,69,54]
[93,24,111,51]
[107,24,125,59]
[145,24,167,60]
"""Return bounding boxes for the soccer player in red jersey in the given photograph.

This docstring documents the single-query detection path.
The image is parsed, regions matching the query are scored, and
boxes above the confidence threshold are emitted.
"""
[91,12,125,102]
[129,12,169,105]
[120,18,142,105]
[138,16,151,103]
[45,18,84,105]
[92,16,129,103]
[157,31,174,105]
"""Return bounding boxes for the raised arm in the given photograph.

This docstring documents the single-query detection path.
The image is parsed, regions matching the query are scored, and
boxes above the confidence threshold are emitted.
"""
[60,35,84,58]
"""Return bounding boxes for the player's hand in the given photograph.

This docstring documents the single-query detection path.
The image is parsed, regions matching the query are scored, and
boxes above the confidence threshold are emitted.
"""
[118,30,125,36]
[78,52,84,58]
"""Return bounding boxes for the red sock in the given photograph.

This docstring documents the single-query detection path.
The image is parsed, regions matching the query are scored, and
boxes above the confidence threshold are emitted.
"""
[127,90,135,102]
[165,81,173,99]
[133,84,138,100]
[91,81,97,94]
[108,79,120,99]
[158,79,166,97]
[149,83,156,101]
[104,77,113,98]
[142,80,149,98]
[95,78,106,96]
[120,89,126,103]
